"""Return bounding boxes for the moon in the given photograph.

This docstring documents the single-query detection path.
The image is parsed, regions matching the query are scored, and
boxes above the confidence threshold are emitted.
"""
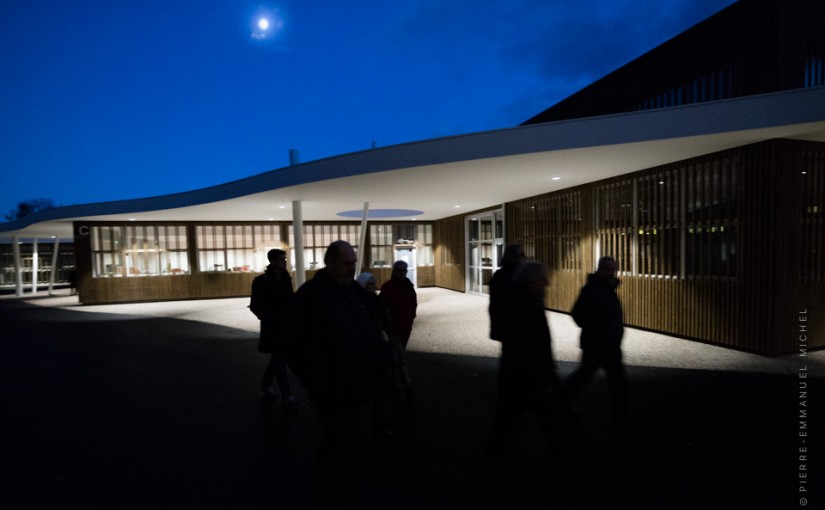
[250,10,283,41]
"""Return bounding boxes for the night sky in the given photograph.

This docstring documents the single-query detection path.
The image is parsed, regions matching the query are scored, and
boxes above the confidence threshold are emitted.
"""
[0,0,737,219]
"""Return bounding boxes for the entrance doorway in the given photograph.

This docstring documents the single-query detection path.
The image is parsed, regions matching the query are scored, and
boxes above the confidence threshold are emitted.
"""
[466,209,504,295]
[394,246,416,286]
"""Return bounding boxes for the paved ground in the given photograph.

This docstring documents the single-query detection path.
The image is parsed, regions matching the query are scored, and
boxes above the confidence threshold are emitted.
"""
[1,288,823,509]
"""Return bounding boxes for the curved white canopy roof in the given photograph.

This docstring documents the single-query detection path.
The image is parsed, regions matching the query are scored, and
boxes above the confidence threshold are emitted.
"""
[3,87,825,240]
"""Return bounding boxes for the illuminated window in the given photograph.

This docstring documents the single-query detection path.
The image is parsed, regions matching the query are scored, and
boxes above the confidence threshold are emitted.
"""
[416,224,434,266]
[370,225,393,268]
[91,225,189,277]
[287,223,361,271]
[368,223,434,268]
[196,224,281,273]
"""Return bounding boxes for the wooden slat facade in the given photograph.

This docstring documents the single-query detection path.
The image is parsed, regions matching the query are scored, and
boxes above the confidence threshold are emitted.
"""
[433,215,465,292]
[504,139,824,355]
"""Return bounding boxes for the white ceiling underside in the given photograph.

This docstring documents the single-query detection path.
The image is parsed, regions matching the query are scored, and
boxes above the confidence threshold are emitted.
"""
[4,87,825,240]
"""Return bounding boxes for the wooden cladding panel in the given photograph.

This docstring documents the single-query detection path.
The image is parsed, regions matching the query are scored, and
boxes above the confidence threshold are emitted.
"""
[798,147,825,283]
[417,266,435,288]
[433,215,465,292]
[506,139,824,354]
[79,272,258,304]
[617,276,741,348]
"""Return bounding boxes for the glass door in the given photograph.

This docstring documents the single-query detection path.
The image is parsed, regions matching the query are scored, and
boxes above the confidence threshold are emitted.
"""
[466,209,504,295]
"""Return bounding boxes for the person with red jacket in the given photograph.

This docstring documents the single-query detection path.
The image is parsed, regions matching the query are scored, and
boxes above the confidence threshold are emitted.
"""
[379,260,417,395]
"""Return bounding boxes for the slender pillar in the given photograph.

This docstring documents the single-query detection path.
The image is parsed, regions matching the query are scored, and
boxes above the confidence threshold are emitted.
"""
[48,237,60,295]
[288,149,306,287]
[31,239,39,294]
[356,202,369,273]
[12,235,23,296]
[292,201,306,287]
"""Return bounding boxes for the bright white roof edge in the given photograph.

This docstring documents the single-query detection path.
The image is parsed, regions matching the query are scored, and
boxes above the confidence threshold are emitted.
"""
[3,87,825,240]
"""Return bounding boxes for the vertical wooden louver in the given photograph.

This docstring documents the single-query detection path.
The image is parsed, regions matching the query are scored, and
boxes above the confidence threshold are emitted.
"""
[498,140,824,355]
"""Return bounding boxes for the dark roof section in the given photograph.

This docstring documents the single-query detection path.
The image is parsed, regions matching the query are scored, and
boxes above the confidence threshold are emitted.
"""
[522,0,825,125]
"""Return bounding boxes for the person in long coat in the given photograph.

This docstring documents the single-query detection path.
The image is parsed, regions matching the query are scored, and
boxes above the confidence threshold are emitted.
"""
[486,261,566,464]
[291,241,386,500]
[561,256,630,429]
[249,248,298,407]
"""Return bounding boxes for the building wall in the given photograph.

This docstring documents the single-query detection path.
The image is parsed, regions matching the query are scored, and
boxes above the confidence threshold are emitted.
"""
[70,139,823,354]
[74,220,436,304]
[506,139,824,355]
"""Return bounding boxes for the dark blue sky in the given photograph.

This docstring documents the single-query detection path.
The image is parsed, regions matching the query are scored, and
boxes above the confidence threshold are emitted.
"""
[0,0,737,219]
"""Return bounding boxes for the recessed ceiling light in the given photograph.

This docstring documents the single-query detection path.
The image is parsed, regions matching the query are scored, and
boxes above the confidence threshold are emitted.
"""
[268,218,274,221]
[551,176,561,181]
[279,205,286,209]
[454,205,461,209]
[128,218,136,221]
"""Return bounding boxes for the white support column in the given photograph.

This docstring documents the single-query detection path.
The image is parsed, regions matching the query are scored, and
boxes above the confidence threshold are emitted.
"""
[12,235,23,296]
[31,239,39,295]
[356,202,369,274]
[292,200,306,287]
[48,237,60,295]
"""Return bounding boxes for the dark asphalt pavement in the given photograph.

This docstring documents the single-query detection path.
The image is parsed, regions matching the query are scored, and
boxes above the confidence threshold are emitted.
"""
[1,297,822,509]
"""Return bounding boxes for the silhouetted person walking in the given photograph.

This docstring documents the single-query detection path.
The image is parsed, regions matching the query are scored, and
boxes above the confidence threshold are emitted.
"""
[379,260,417,395]
[486,260,574,471]
[356,271,395,440]
[488,244,525,342]
[561,256,630,430]
[292,241,386,504]
[249,249,298,408]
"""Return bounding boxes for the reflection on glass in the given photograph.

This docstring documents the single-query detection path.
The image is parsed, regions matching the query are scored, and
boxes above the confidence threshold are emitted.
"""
[481,268,493,295]
[481,217,493,241]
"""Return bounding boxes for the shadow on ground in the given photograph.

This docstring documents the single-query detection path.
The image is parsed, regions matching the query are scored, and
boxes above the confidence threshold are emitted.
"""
[0,300,821,509]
